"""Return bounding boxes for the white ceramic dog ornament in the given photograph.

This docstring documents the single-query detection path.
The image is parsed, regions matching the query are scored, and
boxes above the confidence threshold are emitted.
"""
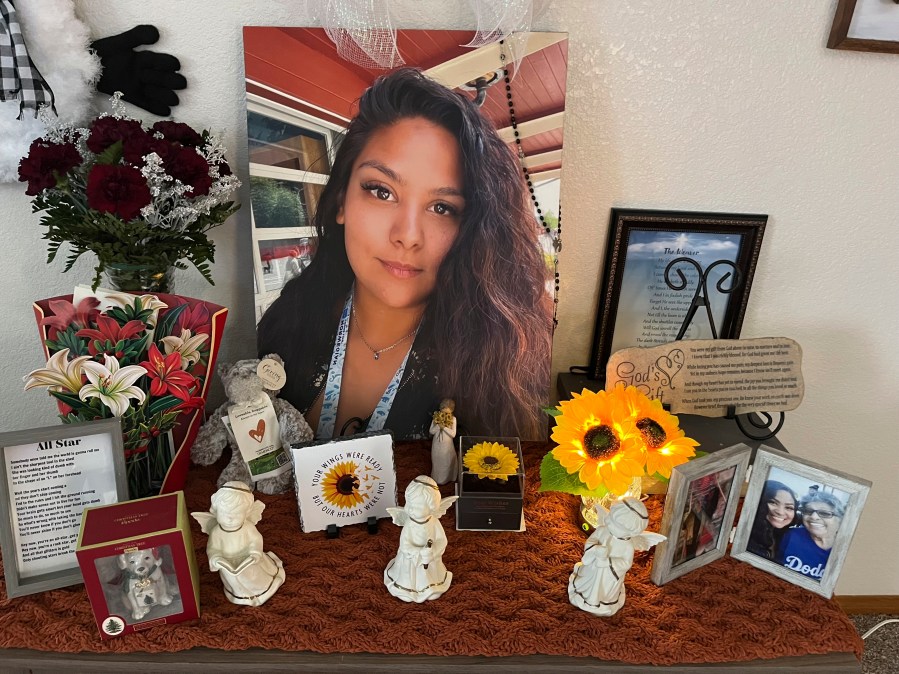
[192,481,286,606]
[118,548,175,621]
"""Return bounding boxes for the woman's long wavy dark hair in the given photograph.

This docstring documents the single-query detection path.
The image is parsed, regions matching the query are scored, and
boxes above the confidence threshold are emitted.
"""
[258,68,552,437]
[747,480,797,560]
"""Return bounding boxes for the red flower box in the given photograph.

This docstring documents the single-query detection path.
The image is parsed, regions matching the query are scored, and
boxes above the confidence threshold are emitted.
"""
[33,293,227,495]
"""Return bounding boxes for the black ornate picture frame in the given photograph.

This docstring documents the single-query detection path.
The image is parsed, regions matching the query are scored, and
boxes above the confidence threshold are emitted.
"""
[588,209,766,380]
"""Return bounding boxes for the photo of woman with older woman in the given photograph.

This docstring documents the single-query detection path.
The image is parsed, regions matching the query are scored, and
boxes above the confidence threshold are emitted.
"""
[746,467,848,582]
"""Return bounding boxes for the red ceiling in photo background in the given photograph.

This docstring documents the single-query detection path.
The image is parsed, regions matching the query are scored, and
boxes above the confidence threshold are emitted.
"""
[243,27,566,169]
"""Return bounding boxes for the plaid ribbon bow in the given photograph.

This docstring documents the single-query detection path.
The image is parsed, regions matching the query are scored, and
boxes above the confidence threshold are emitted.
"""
[0,0,55,119]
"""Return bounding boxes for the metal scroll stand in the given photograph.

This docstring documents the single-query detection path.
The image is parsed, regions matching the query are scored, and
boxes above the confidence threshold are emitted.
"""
[665,257,785,442]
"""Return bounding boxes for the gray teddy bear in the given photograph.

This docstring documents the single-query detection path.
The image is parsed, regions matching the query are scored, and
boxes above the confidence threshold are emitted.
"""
[190,355,313,494]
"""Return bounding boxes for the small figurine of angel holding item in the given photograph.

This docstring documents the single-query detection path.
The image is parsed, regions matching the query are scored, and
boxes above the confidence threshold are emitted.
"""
[192,481,285,607]
[568,497,665,617]
[429,399,458,484]
[384,476,458,603]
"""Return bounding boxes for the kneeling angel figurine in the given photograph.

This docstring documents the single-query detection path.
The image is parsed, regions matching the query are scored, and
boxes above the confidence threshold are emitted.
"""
[192,481,286,606]
[568,497,665,617]
[384,476,458,603]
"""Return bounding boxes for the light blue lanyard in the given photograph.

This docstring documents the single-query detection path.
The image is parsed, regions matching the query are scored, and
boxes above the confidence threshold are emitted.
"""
[316,288,414,439]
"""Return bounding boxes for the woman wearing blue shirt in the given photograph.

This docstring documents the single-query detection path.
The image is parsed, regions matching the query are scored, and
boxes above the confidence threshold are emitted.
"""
[776,491,845,581]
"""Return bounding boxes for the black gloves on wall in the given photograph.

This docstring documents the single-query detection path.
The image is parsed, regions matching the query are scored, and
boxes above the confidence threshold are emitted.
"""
[91,25,186,116]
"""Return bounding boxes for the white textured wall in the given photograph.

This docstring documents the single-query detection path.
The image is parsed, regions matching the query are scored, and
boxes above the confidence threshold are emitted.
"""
[0,1,895,596]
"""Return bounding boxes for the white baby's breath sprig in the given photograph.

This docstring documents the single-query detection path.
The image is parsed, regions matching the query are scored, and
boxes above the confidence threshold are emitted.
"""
[109,91,127,118]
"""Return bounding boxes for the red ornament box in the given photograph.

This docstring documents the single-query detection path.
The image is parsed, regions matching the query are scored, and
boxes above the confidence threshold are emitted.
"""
[76,492,200,639]
[33,293,227,494]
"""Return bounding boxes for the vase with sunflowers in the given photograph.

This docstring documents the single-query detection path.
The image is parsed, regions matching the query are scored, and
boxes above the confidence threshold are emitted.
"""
[17,94,240,292]
[540,385,700,530]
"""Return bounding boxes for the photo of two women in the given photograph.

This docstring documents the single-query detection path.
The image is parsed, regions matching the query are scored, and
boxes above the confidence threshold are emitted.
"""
[745,466,848,582]
[245,29,566,443]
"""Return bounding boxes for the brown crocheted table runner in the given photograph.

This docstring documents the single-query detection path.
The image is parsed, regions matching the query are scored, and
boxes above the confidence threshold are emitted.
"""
[0,442,862,665]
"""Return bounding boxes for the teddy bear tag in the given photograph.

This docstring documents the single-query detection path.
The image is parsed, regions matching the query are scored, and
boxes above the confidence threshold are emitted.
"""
[227,396,290,481]
[256,359,286,391]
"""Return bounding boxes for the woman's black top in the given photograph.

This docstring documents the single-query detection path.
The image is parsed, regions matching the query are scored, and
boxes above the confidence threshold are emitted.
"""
[259,310,438,440]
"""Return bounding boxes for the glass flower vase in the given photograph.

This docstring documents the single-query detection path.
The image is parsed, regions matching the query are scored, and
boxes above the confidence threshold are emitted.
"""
[579,476,644,533]
[104,262,174,293]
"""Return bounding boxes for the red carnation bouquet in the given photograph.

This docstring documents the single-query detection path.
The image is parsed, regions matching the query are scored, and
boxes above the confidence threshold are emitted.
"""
[18,95,240,289]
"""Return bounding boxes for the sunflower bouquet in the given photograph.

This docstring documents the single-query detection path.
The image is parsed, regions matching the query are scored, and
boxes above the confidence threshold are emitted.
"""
[540,385,699,499]
[432,408,454,429]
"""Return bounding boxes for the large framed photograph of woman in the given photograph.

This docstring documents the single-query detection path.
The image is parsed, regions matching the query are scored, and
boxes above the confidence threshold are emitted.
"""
[651,443,751,586]
[731,446,871,598]
[589,209,766,380]
[245,29,567,441]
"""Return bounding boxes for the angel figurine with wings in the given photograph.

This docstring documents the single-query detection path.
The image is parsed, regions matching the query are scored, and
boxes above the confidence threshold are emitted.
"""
[192,481,285,606]
[384,475,458,603]
[568,497,665,617]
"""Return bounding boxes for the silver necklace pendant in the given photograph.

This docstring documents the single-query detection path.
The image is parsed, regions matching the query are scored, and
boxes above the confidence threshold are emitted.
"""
[374,352,380,360]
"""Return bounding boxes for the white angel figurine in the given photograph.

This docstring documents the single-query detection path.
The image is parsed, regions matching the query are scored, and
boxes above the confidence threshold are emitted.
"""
[429,399,458,484]
[191,481,285,607]
[568,497,665,617]
[384,475,458,603]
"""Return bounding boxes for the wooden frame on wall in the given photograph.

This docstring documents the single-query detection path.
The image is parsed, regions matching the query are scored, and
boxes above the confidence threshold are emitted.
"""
[828,0,899,54]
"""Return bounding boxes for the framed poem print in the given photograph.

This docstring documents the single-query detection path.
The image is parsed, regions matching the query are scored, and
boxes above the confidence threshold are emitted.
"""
[0,419,128,598]
[589,209,766,380]
[828,0,899,54]
[731,446,871,598]
[651,444,750,586]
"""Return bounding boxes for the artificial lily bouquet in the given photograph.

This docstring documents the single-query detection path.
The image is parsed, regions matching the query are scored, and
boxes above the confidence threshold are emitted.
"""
[540,385,700,500]
[25,289,215,498]
[17,94,240,289]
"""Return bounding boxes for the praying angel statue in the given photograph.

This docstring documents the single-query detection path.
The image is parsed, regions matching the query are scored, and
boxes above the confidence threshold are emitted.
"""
[568,497,665,617]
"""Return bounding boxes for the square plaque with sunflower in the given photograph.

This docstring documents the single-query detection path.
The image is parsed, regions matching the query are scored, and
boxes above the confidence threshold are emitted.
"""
[290,432,397,533]
[456,436,525,531]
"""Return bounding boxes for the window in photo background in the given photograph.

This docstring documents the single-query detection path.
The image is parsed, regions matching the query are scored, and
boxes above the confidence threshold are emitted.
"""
[258,238,316,293]
[671,465,737,568]
[247,111,331,175]
[250,176,324,229]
